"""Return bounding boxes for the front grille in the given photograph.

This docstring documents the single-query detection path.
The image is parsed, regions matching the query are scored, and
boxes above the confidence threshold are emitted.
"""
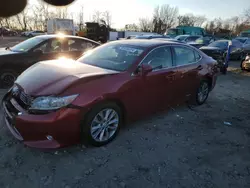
[11,85,33,110]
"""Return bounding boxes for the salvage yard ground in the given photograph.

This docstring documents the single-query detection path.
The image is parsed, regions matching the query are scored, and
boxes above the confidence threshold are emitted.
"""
[0,38,250,188]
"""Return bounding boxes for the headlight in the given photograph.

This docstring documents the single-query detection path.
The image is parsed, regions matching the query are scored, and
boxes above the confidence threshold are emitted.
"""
[30,94,78,111]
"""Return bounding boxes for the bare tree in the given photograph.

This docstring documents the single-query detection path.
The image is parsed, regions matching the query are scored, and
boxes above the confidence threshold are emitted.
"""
[159,4,179,30]
[102,11,112,28]
[77,6,84,29]
[138,17,152,32]
[152,4,178,33]
[244,7,250,23]
[92,11,102,23]
[15,7,29,30]
[55,7,68,19]
[194,15,207,27]
[178,14,196,26]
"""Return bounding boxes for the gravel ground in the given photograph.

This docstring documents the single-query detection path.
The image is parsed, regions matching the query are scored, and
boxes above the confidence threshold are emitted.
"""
[0,61,250,188]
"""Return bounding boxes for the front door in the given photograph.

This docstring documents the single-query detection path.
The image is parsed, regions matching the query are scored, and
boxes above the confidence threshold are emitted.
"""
[128,46,176,117]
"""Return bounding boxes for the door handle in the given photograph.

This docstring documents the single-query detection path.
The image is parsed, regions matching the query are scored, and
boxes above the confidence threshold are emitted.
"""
[197,65,203,70]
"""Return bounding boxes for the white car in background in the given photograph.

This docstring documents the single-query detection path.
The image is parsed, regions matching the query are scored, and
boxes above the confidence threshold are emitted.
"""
[27,31,46,37]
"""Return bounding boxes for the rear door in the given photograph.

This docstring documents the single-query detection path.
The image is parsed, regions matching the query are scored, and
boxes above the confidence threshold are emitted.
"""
[172,45,202,104]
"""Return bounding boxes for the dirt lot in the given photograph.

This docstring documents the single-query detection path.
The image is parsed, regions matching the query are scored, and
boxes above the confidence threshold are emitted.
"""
[0,38,250,188]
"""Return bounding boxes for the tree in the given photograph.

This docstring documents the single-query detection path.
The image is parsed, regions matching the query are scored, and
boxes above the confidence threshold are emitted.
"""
[77,6,84,30]
[194,15,207,27]
[15,7,29,30]
[138,17,152,32]
[102,11,112,28]
[152,4,178,33]
[92,11,102,23]
[125,23,139,31]
[244,7,250,23]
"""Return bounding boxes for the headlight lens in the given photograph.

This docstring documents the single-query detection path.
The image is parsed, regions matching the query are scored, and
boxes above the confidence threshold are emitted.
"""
[30,94,78,111]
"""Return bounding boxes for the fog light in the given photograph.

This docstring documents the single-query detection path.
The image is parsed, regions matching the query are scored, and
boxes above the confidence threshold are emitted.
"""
[18,112,22,116]
[46,135,53,141]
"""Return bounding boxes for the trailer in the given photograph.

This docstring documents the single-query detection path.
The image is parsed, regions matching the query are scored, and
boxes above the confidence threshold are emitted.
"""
[47,19,75,35]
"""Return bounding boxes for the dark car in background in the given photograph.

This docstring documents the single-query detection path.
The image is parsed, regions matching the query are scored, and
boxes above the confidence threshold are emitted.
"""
[175,35,201,43]
[2,39,218,149]
[188,36,216,48]
[134,35,170,39]
[0,35,100,88]
[200,39,244,62]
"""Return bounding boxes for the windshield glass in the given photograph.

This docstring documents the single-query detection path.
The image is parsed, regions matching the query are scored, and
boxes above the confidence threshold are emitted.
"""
[11,37,45,52]
[175,35,188,41]
[208,41,228,49]
[77,43,145,71]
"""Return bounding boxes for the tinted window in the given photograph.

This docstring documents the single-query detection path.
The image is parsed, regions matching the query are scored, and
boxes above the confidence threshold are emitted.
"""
[142,46,172,70]
[186,36,200,42]
[245,39,250,44]
[78,43,145,71]
[174,46,196,66]
[234,38,247,43]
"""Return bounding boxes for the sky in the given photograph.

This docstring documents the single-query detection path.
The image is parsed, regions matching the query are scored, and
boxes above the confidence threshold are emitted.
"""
[30,0,250,28]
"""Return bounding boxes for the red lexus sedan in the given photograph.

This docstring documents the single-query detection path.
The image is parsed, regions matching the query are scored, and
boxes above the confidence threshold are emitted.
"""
[2,40,218,149]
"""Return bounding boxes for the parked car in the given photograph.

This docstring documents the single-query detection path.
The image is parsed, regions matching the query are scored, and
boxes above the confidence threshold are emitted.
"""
[234,37,249,44]
[134,35,170,39]
[200,39,244,62]
[27,31,46,37]
[175,35,201,43]
[241,38,250,54]
[0,35,100,88]
[152,38,186,43]
[188,36,216,48]
[0,27,18,36]
[2,39,218,149]
[241,54,250,70]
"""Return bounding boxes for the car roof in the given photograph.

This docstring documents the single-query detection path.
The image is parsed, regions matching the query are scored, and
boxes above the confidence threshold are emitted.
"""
[34,34,100,44]
[108,39,185,48]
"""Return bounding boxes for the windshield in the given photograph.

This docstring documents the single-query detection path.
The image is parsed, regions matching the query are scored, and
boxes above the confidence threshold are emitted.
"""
[11,37,45,52]
[208,41,228,49]
[175,35,188,41]
[77,43,145,71]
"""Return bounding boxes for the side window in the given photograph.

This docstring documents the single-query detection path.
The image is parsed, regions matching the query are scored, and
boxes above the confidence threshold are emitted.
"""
[51,39,63,52]
[142,46,173,70]
[174,46,196,66]
[68,39,96,52]
[33,41,49,53]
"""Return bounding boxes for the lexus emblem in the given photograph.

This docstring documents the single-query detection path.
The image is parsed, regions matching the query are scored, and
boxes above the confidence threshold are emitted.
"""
[12,86,20,97]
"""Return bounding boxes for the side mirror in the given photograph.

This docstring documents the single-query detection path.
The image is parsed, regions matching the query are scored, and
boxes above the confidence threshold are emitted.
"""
[33,49,43,54]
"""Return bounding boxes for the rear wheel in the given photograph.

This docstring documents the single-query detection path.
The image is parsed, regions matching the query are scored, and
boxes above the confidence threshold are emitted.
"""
[0,69,18,89]
[81,102,122,146]
[196,81,209,105]
[241,60,245,71]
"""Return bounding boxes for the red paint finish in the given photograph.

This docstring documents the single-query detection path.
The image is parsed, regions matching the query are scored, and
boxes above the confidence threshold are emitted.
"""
[2,40,218,149]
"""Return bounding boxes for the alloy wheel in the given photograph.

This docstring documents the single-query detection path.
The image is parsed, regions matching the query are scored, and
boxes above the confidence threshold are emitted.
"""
[197,82,209,104]
[90,108,119,142]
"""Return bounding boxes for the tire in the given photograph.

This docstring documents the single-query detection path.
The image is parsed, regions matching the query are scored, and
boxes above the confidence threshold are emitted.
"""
[196,80,210,105]
[28,34,33,37]
[220,66,227,74]
[81,102,122,147]
[0,69,18,89]
[240,60,245,71]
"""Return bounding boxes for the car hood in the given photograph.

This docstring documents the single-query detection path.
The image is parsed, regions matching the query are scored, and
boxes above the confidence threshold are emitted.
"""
[0,48,21,56]
[199,46,222,51]
[15,59,119,96]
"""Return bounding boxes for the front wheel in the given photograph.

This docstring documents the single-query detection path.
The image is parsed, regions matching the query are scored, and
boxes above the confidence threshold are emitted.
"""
[196,81,209,105]
[81,102,122,147]
[0,69,18,89]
